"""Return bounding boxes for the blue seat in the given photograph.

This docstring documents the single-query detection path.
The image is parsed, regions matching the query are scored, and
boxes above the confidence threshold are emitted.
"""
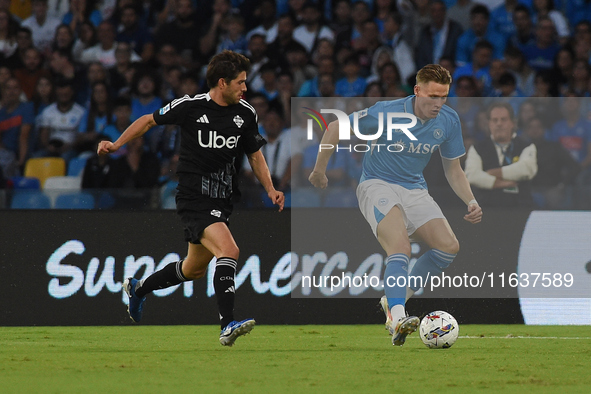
[9,176,41,190]
[323,188,358,208]
[291,188,322,208]
[54,192,95,209]
[67,157,88,176]
[10,191,51,209]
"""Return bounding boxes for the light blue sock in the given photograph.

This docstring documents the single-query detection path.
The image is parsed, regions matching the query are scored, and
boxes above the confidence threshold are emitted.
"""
[384,253,409,308]
[408,249,456,291]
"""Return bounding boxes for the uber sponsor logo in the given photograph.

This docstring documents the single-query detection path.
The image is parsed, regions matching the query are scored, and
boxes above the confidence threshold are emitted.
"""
[198,130,241,149]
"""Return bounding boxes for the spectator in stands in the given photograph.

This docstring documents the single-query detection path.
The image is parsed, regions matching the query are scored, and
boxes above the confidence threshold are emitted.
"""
[13,47,51,100]
[199,0,233,62]
[400,0,431,48]
[79,81,113,138]
[330,0,352,46]
[552,47,574,96]
[490,0,519,40]
[256,63,279,101]
[364,81,384,97]
[80,20,140,68]
[374,0,396,34]
[246,0,278,44]
[21,0,61,55]
[352,19,381,76]
[47,0,69,21]
[217,13,248,55]
[452,76,483,140]
[116,5,154,63]
[293,1,334,54]
[243,109,291,193]
[72,20,95,61]
[507,5,535,50]
[298,55,335,97]
[317,72,337,97]
[378,61,407,96]
[532,0,570,45]
[5,26,34,70]
[245,33,270,93]
[0,78,34,170]
[0,8,18,63]
[447,0,474,31]
[382,12,416,83]
[267,13,298,71]
[505,46,535,97]
[335,0,370,50]
[48,48,84,95]
[101,96,131,148]
[81,134,115,189]
[107,134,160,190]
[130,68,162,148]
[465,102,538,208]
[455,5,505,66]
[276,70,294,122]
[336,54,367,97]
[36,77,86,161]
[415,1,463,71]
[247,92,269,136]
[63,0,103,33]
[178,71,201,97]
[453,41,494,96]
[568,60,590,97]
[285,41,315,94]
[31,75,54,122]
[521,16,561,72]
[155,0,201,62]
[51,23,75,54]
[524,116,580,209]
[550,95,591,170]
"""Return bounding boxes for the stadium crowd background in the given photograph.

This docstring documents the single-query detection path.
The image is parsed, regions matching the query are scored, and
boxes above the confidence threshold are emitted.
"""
[0,0,590,210]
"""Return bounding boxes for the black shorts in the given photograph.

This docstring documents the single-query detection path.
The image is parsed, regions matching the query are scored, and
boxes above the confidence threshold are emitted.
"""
[176,193,233,244]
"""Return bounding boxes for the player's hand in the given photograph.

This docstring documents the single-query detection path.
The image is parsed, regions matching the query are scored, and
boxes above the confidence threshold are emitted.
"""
[464,202,482,224]
[268,190,285,212]
[97,140,117,156]
[308,170,328,189]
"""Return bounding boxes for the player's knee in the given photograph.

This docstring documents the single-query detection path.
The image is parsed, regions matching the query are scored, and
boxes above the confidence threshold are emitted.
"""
[187,269,206,279]
[221,245,239,260]
[440,238,460,255]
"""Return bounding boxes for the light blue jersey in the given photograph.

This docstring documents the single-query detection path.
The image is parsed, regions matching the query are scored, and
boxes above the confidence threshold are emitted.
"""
[349,96,465,190]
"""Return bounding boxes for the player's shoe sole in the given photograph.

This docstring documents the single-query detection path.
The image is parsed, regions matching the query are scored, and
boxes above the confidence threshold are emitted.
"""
[123,277,146,323]
[379,295,395,336]
[392,316,420,346]
[219,318,256,347]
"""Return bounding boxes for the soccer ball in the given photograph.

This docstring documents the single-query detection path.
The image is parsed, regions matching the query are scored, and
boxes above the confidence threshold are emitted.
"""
[419,311,459,349]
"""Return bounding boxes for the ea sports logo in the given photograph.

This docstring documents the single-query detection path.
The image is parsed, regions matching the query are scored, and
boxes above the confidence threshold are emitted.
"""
[198,130,241,149]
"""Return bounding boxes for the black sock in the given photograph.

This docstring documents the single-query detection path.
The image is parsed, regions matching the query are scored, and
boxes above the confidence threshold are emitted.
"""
[135,260,188,298]
[214,257,237,329]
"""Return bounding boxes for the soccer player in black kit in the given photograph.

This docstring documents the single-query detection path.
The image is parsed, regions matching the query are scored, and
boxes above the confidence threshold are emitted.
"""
[97,51,285,346]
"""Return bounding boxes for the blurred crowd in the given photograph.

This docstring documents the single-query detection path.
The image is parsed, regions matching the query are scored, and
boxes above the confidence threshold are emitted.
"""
[0,0,590,210]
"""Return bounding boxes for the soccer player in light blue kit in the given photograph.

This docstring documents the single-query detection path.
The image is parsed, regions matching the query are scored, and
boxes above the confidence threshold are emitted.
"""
[309,64,483,346]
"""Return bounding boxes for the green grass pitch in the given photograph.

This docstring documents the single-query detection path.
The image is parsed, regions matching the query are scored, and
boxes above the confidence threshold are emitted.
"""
[1,325,590,393]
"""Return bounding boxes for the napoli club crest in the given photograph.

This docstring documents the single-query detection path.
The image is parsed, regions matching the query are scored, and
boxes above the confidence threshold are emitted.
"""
[233,115,244,128]
[433,128,443,139]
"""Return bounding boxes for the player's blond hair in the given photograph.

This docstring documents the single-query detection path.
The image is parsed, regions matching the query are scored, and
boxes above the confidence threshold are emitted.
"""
[416,64,452,86]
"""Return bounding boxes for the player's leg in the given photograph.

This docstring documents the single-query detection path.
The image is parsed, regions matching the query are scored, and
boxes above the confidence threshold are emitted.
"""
[122,244,212,323]
[407,218,459,300]
[200,222,255,347]
[376,206,420,345]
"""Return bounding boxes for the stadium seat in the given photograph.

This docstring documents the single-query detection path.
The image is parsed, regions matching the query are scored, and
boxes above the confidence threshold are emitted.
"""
[323,188,358,208]
[9,176,41,190]
[67,157,88,176]
[24,158,66,188]
[10,190,51,209]
[54,192,95,209]
[291,188,322,208]
[43,175,82,190]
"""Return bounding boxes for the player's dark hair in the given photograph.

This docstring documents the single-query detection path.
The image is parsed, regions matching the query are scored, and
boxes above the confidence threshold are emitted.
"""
[206,50,251,89]
[487,101,515,120]
[416,64,452,85]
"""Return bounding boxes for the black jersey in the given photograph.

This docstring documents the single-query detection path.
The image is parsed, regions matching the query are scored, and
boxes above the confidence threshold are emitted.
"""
[153,93,266,198]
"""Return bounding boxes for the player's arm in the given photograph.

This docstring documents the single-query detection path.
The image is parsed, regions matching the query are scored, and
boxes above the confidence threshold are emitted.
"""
[97,114,156,155]
[308,120,351,188]
[442,157,483,224]
[247,150,285,212]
